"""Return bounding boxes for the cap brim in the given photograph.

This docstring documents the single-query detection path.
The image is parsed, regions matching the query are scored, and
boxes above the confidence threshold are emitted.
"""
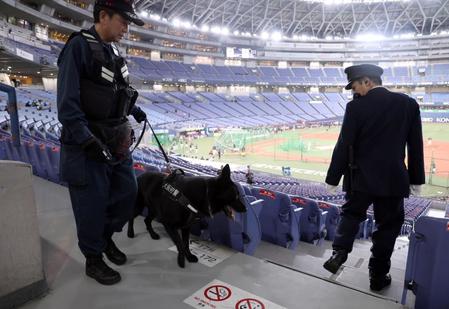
[122,11,144,26]
[345,81,352,90]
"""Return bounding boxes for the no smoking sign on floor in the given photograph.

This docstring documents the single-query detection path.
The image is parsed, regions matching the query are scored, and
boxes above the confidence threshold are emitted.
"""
[204,285,231,302]
[235,298,265,309]
[184,279,286,309]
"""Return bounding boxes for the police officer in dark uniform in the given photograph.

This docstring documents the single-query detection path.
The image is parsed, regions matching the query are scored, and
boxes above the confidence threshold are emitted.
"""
[57,0,147,285]
[322,64,425,291]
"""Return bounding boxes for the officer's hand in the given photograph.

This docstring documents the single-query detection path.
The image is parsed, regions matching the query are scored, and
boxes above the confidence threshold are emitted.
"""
[326,184,338,194]
[410,184,422,196]
[82,137,112,162]
[132,106,147,123]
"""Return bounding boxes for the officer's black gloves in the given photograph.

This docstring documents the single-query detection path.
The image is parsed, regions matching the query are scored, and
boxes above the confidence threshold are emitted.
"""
[131,106,147,123]
[82,136,112,162]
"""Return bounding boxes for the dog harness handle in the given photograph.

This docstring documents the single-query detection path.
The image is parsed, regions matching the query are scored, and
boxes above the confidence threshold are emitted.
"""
[162,182,198,214]
[162,170,200,215]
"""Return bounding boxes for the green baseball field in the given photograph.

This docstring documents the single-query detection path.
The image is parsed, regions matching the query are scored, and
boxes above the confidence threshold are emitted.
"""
[161,123,449,197]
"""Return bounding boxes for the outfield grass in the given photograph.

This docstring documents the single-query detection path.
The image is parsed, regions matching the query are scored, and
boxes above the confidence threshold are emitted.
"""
[161,123,449,197]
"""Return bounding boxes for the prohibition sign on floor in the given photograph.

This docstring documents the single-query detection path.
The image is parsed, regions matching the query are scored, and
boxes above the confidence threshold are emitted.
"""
[203,285,231,302]
[235,298,265,309]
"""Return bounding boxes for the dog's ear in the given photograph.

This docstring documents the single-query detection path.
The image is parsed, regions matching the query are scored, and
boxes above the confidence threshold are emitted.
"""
[220,164,231,179]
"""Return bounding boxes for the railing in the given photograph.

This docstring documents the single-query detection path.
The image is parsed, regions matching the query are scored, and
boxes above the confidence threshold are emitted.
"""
[0,83,20,146]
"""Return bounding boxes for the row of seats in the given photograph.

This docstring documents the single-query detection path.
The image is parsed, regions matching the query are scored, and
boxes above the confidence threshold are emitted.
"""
[0,123,431,246]
[129,58,449,87]
[0,130,60,183]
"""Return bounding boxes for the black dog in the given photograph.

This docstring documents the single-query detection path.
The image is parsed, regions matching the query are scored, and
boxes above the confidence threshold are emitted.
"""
[127,164,246,268]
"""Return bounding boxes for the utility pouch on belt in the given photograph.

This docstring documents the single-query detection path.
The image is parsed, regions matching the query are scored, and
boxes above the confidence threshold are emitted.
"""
[114,85,138,118]
[88,120,133,160]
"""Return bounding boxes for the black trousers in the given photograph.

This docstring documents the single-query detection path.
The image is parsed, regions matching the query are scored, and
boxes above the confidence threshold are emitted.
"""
[68,157,137,257]
[332,191,404,276]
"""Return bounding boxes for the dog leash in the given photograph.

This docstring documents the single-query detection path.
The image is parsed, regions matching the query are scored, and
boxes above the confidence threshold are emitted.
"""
[145,119,172,171]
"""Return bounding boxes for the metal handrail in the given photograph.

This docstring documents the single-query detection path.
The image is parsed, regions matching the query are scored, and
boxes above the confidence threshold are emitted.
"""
[0,83,20,147]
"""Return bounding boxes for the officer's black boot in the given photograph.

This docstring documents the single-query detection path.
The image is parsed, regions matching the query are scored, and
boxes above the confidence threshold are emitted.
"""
[369,273,392,291]
[85,256,121,285]
[104,238,127,265]
[323,249,348,274]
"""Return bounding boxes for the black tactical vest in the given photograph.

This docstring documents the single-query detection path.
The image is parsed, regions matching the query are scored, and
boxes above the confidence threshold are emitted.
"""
[63,29,138,159]
[77,29,133,121]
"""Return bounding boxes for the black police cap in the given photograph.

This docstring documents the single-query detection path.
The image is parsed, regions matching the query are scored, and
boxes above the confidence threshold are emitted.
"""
[95,0,144,26]
[344,64,383,90]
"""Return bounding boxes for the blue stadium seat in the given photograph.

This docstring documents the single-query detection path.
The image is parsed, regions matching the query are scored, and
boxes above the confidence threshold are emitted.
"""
[401,216,449,309]
[290,196,327,244]
[316,201,341,241]
[39,143,60,183]
[250,187,300,250]
[357,213,374,239]
[24,141,47,178]
[0,134,10,160]
[207,195,263,255]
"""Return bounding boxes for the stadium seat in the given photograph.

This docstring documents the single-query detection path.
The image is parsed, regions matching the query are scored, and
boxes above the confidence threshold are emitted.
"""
[290,196,327,244]
[357,213,374,239]
[250,187,300,250]
[316,201,341,241]
[0,137,7,160]
[133,162,147,177]
[24,141,47,178]
[207,195,263,255]
[39,143,59,183]
[401,216,449,309]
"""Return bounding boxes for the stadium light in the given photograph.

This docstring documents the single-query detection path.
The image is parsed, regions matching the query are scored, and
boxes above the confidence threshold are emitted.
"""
[181,21,192,29]
[149,13,161,21]
[201,25,210,32]
[261,31,270,40]
[138,11,148,18]
[211,26,222,34]
[221,27,229,35]
[172,18,180,27]
[355,33,386,42]
[271,31,282,41]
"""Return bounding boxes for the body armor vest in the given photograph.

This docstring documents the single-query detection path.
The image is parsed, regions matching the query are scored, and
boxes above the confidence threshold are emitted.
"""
[77,29,135,121]
[66,29,138,159]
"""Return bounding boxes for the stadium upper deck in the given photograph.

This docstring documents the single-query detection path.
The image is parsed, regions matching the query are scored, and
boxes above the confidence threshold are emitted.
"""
[2,0,449,70]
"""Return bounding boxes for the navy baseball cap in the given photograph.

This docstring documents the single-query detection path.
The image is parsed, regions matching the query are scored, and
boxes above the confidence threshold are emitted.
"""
[344,64,383,90]
[95,0,144,26]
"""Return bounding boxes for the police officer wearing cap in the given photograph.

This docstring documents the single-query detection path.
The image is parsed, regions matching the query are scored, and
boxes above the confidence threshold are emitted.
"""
[57,0,146,285]
[322,64,425,291]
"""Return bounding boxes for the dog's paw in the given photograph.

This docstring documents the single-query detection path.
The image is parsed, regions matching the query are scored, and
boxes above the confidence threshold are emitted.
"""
[149,231,160,240]
[186,253,198,263]
[177,255,185,268]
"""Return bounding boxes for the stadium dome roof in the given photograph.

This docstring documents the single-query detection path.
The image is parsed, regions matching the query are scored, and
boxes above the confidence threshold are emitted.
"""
[135,0,449,38]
